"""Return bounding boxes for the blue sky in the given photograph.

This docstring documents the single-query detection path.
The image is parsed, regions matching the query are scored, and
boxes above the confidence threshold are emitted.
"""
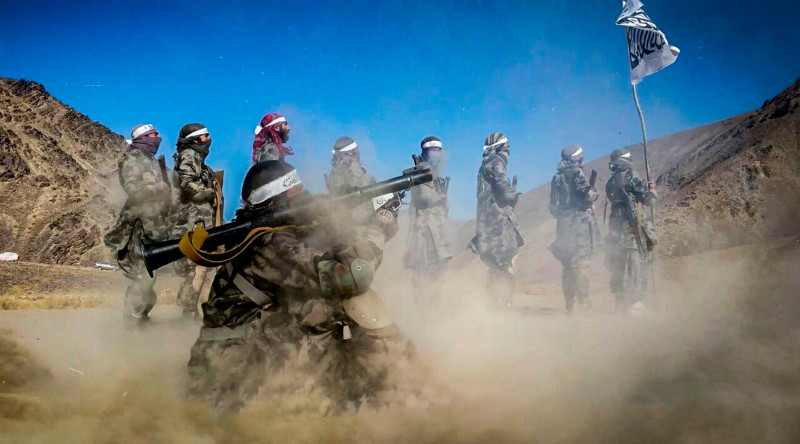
[3,0,800,220]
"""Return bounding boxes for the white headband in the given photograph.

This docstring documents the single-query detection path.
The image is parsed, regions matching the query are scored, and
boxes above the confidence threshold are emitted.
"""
[184,127,209,139]
[254,116,287,134]
[483,137,508,151]
[422,140,442,149]
[333,141,358,154]
[247,169,302,205]
[620,152,632,158]
[572,147,584,157]
[131,124,155,139]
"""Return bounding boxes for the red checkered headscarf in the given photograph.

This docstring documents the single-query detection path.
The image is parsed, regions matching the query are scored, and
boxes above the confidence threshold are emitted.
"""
[253,113,293,162]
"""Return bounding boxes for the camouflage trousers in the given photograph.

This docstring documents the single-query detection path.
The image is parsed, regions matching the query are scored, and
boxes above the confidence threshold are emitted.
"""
[188,304,427,416]
[115,235,159,319]
[173,260,213,311]
[561,256,590,311]
[172,203,215,312]
[187,307,304,416]
[609,248,650,311]
[486,265,515,307]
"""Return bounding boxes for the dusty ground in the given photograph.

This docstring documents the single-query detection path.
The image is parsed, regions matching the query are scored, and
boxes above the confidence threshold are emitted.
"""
[1,235,799,443]
[0,261,182,310]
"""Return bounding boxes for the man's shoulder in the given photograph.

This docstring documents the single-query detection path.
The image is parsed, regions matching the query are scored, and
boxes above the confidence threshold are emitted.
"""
[259,141,279,150]
[121,148,152,165]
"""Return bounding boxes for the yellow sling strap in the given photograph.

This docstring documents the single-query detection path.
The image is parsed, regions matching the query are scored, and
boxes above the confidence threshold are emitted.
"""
[177,225,295,267]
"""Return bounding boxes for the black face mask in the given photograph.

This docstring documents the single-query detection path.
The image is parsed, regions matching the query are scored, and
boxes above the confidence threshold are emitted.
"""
[131,136,162,155]
[192,139,212,158]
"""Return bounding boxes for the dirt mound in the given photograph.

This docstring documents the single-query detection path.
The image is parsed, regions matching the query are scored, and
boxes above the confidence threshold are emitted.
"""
[0,78,126,266]
[0,329,51,391]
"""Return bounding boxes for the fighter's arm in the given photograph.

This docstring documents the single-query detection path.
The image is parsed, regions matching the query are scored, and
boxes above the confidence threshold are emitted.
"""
[489,158,519,206]
[119,152,164,202]
[177,152,214,203]
[629,173,656,206]
[570,167,598,205]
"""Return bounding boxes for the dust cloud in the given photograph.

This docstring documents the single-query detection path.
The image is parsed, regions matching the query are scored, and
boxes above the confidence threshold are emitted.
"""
[1,235,800,443]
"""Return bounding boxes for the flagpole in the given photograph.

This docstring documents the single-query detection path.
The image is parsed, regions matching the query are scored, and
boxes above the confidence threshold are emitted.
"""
[630,83,659,310]
[631,84,651,184]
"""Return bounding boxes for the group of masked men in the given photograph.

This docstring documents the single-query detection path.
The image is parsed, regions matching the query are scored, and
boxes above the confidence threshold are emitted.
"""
[103,112,656,415]
[103,122,220,321]
[548,144,658,314]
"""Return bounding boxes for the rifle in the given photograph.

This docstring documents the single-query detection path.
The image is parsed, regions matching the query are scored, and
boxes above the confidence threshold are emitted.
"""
[213,170,225,226]
[139,165,433,276]
[614,171,647,260]
[157,155,170,187]
[589,169,597,189]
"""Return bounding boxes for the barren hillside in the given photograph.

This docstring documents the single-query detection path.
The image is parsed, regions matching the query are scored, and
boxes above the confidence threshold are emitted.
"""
[0,78,126,265]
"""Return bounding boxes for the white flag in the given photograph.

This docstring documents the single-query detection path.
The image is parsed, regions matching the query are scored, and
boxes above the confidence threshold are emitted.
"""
[616,0,680,85]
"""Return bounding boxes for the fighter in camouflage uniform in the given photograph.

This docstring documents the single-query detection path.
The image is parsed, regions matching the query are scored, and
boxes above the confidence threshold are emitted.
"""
[325,136,376,241]
[604,148,657,313]
[469,133,524,307]
[103,124,171,322]
[251,112,292,163]
[327,136,374,193]
[171,124,219,318]
[404,136,452,304]
[548,145,601,313]
[187,161,425,415]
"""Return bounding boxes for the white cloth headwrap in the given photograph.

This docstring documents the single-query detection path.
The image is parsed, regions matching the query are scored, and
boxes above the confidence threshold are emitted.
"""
[422,140,443,149]
[332,141,358,154]
[254,116,287,135]
[620,152,632,159]
[483,137,508,151]
[572,147,584,157]
[184,127,209,139]
[247,169,302,205]
[131,124,156,139]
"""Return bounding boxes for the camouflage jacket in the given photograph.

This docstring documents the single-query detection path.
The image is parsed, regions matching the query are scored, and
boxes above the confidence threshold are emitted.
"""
[470,150,524,268]
[201,226,388,330]
[171,146,216,232]
[103,147,170,248]
[253,141,282,164]
[549,160,595,215]
[549,161,601,261]
[320,153,377,243]
[605,168,657,251]
[404,176,452,269]
[326,153,373,193]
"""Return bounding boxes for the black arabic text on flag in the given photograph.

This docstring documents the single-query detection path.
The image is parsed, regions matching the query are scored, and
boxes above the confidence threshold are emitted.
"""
[616,2,679,85]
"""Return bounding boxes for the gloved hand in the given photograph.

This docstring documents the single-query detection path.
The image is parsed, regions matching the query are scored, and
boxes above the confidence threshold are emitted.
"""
[192,189,216,204]
[373,206,399,240]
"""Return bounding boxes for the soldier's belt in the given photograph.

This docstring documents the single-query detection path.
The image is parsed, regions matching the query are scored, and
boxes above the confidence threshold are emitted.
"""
[198,325,248,342]
[178,225,294,267]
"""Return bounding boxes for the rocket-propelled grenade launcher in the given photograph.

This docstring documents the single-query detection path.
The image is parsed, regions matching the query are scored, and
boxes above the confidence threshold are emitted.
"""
[139,165,434,276]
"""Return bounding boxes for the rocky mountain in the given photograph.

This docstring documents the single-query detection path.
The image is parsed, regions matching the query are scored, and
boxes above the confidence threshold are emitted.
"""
[451,77,800,284]
[0,78,126,265]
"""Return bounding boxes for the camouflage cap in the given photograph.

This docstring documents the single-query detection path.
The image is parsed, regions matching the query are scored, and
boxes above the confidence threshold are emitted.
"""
[561,144,584,161]
[421,136,443,150]
[179,123,208,141]
[333,136,357,153]
[483,132,508,151]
